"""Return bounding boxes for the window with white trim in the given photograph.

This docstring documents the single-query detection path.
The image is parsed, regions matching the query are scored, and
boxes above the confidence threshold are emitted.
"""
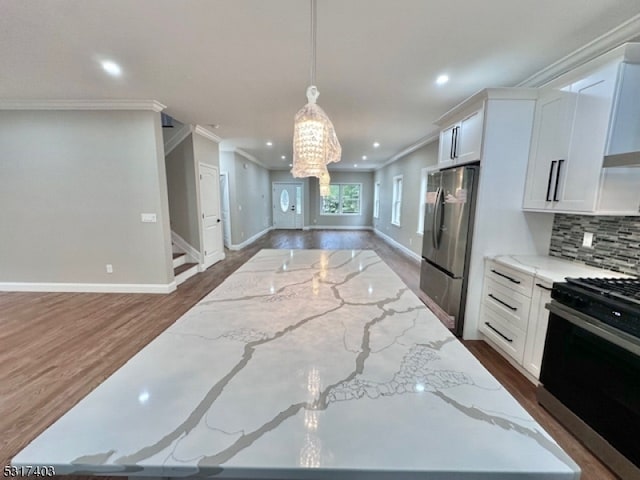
[320,183,362,215]
[373,182,380,219]
[417,168,428,234]
[391,175,403,226]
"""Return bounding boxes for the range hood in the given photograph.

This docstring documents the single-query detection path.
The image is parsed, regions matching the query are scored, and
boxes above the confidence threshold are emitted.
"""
[603,61,640,167]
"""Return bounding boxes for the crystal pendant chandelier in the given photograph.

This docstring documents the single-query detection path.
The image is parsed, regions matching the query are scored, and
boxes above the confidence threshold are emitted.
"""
[319,165,331,197]
[291,0,341,184]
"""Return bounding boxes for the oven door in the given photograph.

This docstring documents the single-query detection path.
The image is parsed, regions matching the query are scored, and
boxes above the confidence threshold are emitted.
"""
[539,301,640,474]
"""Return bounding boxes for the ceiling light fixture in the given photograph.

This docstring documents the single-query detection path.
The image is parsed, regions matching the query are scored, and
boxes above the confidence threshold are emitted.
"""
[281,155,286,160]
[354,164,358,167]
[362,155,367,160]
[436,74,449,85]
[319,167,331,197]
[101,60,122,77]
[373,142,380,148]
[291,0,341,183]
[266,141,273,147]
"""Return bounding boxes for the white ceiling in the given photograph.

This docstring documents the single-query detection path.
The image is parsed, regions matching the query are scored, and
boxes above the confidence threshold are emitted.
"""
[2,0,640,170]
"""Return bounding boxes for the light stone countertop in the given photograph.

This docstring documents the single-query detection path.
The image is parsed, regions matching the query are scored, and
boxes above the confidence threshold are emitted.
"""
[487,254,633,284]
[14,249,580,479]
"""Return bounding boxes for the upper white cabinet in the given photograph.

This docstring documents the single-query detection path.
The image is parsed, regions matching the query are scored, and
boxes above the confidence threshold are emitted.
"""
[437,105,484,167]
[523,46,640,215]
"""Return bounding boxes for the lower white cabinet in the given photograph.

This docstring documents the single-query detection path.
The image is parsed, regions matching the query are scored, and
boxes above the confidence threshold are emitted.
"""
[479,260,550,380]
[523,280,553,378]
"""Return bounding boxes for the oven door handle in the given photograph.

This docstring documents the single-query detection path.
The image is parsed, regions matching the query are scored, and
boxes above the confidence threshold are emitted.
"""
[546,301,640,356]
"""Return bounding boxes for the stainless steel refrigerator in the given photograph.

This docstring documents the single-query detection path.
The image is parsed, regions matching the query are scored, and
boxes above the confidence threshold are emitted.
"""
[420,165,479,337]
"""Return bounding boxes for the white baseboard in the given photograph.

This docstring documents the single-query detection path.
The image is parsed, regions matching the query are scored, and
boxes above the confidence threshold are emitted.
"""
[373,228,421,262]
[480,335,539,386]
[200,251,226,271]
[0,281,177,294]
[175,264,199,286]
[229,226,273,251]
[171,231,201,264]
[303,225,373,230]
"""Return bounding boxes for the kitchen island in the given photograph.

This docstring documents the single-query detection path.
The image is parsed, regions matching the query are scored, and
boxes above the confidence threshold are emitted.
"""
[13,249,580,479]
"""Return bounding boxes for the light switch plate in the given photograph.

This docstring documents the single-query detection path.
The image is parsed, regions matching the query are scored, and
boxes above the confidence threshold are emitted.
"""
[141,213,157,223]
[582,232,594,248]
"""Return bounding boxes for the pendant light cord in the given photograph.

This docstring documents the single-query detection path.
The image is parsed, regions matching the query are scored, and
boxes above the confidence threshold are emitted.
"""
[310,0,317,86]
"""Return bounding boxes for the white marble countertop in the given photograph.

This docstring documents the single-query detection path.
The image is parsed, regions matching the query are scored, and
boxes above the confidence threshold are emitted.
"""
[14,250,579,479]
[488,254,632,284]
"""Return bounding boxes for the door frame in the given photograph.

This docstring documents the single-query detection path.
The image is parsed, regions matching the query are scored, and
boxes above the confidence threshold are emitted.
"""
[272,182,304,229]
[219,171,232,248]
[198,162,225,270]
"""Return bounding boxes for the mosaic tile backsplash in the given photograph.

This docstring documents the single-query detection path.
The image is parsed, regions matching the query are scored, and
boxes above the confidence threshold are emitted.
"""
[549,214,640,276]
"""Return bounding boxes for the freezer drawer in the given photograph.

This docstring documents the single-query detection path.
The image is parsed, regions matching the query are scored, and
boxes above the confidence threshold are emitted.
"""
[420,259,462,321]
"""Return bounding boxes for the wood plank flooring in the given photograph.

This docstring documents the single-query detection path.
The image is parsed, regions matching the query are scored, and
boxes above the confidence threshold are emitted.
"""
[0,230,616,479]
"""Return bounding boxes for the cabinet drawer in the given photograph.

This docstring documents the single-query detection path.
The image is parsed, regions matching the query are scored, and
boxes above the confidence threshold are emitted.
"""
[482,278,531,332]
[485,260,533,297]
[480,309,526,364]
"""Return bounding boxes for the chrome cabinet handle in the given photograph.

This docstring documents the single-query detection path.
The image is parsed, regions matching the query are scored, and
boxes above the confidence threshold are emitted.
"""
[490,269,521,284]
[484,322,513,343]
[488,294,517,311]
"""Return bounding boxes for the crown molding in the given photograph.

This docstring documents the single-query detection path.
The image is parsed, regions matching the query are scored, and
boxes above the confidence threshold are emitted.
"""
[234,148,268,169]
[193,125,223,143]
[0,99,166,111]
[518,14,640,87]
[377,133,439,171]
[164,124,193,156]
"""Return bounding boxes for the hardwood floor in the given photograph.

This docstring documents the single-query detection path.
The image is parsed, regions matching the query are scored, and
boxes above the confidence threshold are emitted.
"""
[0,230,616,479]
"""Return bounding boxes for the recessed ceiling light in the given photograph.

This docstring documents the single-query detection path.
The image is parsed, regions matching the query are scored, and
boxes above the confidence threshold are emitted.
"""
[436,74,449,86]
[362,155,367,160]
[354,163,358,167]
[281,155,286,160]
[266,141,273,147]
[289,163,293,167]
[373,142,380,148]
[101,60,122,77]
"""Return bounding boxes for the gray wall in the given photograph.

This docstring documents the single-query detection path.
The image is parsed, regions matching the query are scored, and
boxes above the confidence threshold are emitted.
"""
[165,134,200,249]
[550,214,640,275]
[373,141,439,257]
[0,109,173,285]
[220,152,271,245]
[193,132,220,168]
[308,171,374,228]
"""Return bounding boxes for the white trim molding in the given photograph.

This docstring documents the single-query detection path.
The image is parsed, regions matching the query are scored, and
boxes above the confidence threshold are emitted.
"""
[304,226,373,231]
[164,124,193,156]
[193,125,223,144]
[171,231,202,264]
[229,226,274,251]
[0,281,177,294]
[0,99,166,111]
[234,148,269,169]
[518,14,640,87]
[373,228,421,263]
[379,133,439,170]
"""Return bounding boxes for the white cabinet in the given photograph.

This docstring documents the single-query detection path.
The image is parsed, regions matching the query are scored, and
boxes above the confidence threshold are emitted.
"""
[437,105,484,166]
[523,59,640,215]
[523,280,553,378]
[479,260,553,380]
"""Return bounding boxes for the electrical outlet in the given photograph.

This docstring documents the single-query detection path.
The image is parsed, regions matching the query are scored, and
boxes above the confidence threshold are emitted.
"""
[582,232,594,248]
[409,238,413,246]
[106,264,113,273]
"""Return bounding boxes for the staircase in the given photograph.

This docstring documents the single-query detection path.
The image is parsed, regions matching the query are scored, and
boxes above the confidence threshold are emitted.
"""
[173,251,199,286]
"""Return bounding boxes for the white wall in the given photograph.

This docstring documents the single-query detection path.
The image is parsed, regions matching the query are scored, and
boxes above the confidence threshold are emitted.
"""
[0,109,173,288]
[220,152,271,246]
[373,142,439,257]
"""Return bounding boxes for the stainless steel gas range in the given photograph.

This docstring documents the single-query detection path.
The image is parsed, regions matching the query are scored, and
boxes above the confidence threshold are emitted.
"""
[538,277,640,479]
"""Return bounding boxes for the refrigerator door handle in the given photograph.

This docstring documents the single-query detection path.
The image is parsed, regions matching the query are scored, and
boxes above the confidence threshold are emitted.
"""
[433,187,444,249]
[431,187,441,248]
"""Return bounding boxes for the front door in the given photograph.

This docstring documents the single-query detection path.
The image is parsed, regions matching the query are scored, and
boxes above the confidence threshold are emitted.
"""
[272,182,303,229]
[200,164,224,268]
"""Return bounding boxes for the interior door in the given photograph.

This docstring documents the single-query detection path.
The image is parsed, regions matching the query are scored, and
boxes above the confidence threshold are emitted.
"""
[219,172,231,247]
[200,164,223,268]
[273,183,303,229]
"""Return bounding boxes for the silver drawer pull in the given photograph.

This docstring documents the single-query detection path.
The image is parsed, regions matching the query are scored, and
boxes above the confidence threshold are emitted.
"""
[484,322,513,343]
[488,293,517,311]
[491,269,521,284]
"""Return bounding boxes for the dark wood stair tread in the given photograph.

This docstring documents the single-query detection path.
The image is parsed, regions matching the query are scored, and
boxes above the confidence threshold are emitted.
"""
[174,262,198,276]
[173,252,186,259]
